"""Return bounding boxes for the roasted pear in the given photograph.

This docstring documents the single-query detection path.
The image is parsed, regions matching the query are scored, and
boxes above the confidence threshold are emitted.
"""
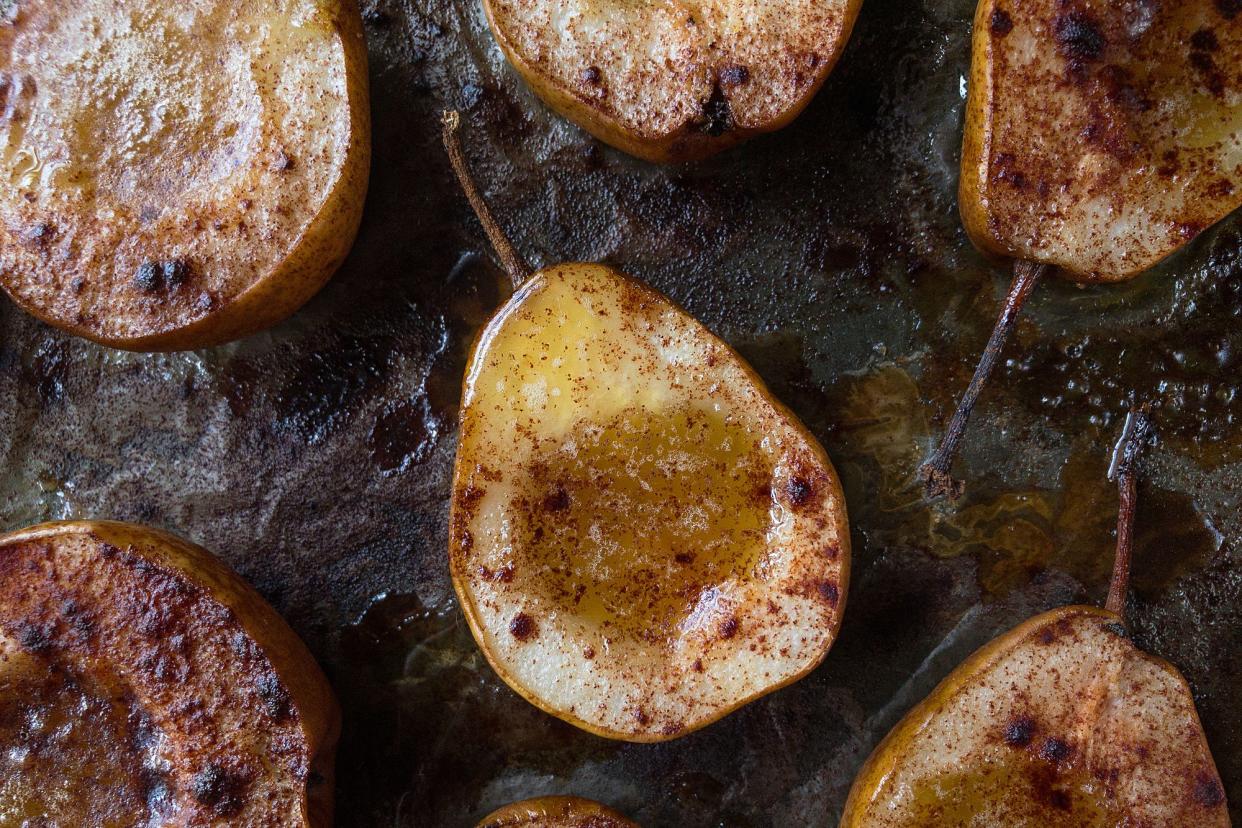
[0,0,370,350]
[443,112,849,741]
[844,408,1230,826]
[478,796,638,828]
[923,0,1242,497]
[0,520,339,826]
[482,0,863,163]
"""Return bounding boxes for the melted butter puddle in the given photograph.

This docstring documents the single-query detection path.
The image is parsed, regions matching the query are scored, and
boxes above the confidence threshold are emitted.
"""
[507,403,774,646]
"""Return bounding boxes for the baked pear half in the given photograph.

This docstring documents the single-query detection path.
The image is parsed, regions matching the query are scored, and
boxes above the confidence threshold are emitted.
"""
[0,0,370,350]
[449,263,850,742]
[478,796,639,828]
[483,0,863,162]
[961,0,1242,281]
[0,520,339,826]
[840,606,1229,826]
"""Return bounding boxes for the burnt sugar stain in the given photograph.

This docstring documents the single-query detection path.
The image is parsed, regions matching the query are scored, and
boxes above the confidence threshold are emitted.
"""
[990,8,1014,36]
[1002,715,1036,748]
[1038,736,1072,763]
[785,476,815,508]
[508,612,537,641]
[1054,11,1106,66]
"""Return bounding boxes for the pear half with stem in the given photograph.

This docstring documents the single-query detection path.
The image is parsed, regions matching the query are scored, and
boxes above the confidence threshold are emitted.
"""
[482,0,863,163]
[443,111,849,741]
[845,408,1229,826]
[0,520,339,826]
[923,0,1241,498]
[0,0,370,350]
[478,796,639,828]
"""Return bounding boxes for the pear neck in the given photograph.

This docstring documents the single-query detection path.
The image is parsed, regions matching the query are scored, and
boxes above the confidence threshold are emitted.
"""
[1105,405,1154,622]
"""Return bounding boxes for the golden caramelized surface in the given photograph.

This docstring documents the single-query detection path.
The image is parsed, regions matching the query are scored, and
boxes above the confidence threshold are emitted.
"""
[450,264,849,741]
[961,0,1242,280]
[478,796,638,828]
[483,0,862,161]
[0,521,339,827]
[0,0,369,349]
[842,606,1229,827]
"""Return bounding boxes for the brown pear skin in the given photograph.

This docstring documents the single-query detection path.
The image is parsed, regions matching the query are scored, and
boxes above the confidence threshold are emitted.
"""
[961,0,1242,282]
[0,520,339,827]
[0,0,370,350]
[482,0,864,163]
[477,796,639,828]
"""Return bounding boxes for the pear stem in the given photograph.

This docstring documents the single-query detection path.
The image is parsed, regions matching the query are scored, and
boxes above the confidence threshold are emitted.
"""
[441,110,531,289]
[921,258,1048,500]
[1105,404,1154,621]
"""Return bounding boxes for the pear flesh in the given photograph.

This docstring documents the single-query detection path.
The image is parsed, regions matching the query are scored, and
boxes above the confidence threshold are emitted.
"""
[483,0,863,162]
[841,606,1228,827]
[449,263,849,742]
[477,796,638,828]
[0,521,339,826]
[961,0,1242,280]
[0,0,370,349]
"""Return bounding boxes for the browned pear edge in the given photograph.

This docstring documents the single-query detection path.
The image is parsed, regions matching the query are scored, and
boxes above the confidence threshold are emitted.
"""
[0,519,341,826]
[447,263,852,743]
[477,795,640,827]
[838,604,1226,825]
[481,0,864,164]
[17,0,372,351]
[958,0,1008,268]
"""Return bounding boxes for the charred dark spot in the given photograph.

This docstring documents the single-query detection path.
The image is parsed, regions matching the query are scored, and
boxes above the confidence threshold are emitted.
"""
[256,672,293,721]
[1215,0,1240,19]
[459,531,474,553]
[1103,621,1129,638]
[1003,715,1036,747]
[1194,773,1226,807]
[134,261,163,293]
[700,84,732,137]
[1039,737,1072,762]
[17,622,51,653]
[191,764,246,817]
[785,476,814,507]
[272,150,295,172]
[1054,12,1106,64]
[1038,627,1057,645]
[719,64,750,85]
[509,612,536,641]
[990,8,1013,36]
[162,259,191,290]
[674,552,695,565]
[633,708,650,726]
[580,66,602,85]
[1191,28,1220,51]
[543,486,570,512]
[99,543,121,558]
[1189,50,1226,97]
[718,616,739,639]
[691,659,704,673]
[583,646,595,660]
[817,581,840,607]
